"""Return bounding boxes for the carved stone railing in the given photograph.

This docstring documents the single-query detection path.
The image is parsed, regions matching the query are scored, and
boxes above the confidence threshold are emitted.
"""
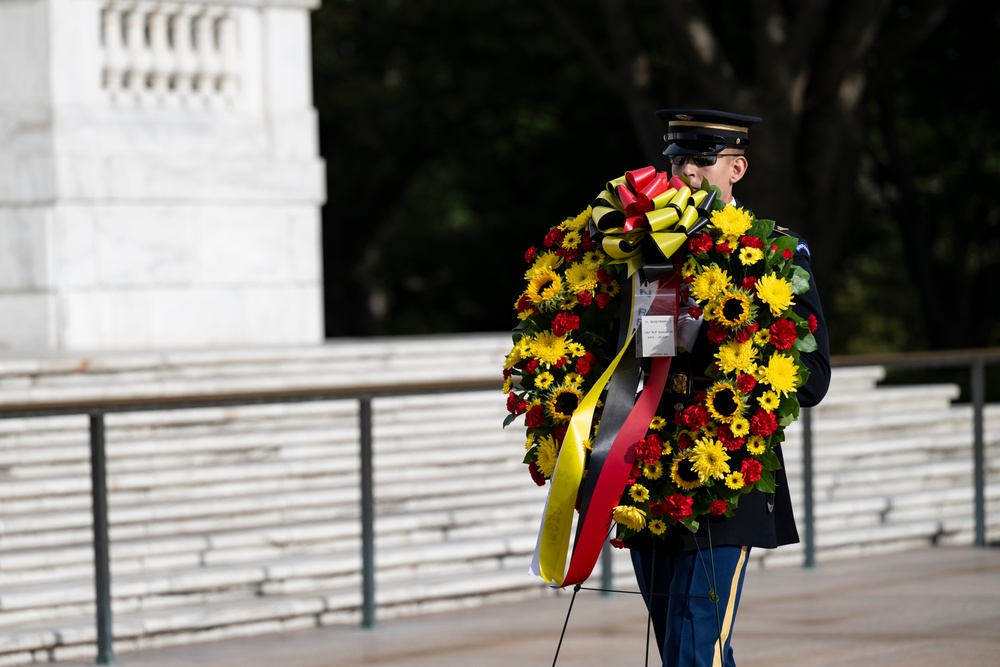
[100,1,241,108]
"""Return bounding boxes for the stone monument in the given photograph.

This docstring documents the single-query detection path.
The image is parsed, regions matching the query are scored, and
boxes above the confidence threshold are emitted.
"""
[0,0,326,352]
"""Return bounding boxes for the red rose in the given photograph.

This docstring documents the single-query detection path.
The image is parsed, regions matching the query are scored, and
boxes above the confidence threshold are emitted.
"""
[709,499,729,516]
[741,458,763,483]
[750,408,778,437]
[808,313,818,333]
[666,494,694,521]
[769,319,798,350]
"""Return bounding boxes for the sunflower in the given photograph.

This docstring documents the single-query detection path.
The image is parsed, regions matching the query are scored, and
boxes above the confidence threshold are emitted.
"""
[712,290,755,328]
[705,382,745,423]
[755,273,794,316]
[535,434,559,477]
[613,505,647,531]
[759,352,799,396]
[691,437,731,482]
[710,205,753,237]
[525,252,562,279]
[547,385,584,421]
[690,265,733,303]
[670,452,703,490]
[526,268,563,306]
[530,331,569,366]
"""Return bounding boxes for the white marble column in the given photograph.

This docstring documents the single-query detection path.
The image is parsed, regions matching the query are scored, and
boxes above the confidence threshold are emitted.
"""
[0,0,326,352]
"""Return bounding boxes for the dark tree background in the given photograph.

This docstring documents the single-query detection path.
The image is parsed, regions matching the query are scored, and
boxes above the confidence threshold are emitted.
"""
[312,0,1000,355]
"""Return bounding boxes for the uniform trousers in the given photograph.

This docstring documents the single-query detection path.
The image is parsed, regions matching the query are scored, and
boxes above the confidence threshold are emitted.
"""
[630,542,751,667]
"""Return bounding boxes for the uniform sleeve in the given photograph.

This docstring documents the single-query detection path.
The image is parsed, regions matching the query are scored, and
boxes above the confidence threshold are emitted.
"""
[790,234,831,408]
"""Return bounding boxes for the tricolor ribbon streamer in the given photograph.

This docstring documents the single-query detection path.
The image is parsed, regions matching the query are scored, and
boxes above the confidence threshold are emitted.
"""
[531,166,703,587]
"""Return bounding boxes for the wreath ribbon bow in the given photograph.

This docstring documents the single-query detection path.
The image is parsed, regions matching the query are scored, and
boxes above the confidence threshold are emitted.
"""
[592,166,716,277]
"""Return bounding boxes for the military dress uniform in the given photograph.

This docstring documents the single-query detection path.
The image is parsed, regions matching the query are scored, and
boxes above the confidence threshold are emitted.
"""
[626,110,832,667]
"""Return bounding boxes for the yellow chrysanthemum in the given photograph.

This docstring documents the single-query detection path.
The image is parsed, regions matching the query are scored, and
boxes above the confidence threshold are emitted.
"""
[561,230,582,249]
[525,252,562,279]
[559,206,592,232]
[756,273,795,316]
[716,339,758,375]
[534,372,555,390]
[710,205,753,237]
[712,290,755,328]
[725,471,746,490]
[747,435,766,455]
[547,385,583,421]
[690,265,733,303]
[524,433,534,451]
[530,331,569,366]
[758,390,781,411]
[564,262,600,293]
[503,338,532,369]
[583,438,594,452]
[502,376,513,393]
[613,505,647,531]
[649,519,667,536]
[642,461,664,480]
[739,246,764,266]
[649,415,668,431]
[759,352,799,397]
[526,268,563,306]
[670,453,702,491]
[629,484,650,503]
[730,417,750,438]
[691,437,731,482]
[535,434,559,477]
[705,382,745,423]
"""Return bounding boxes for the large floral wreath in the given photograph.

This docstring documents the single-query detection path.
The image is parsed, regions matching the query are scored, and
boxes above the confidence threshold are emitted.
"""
[502,166,819,548]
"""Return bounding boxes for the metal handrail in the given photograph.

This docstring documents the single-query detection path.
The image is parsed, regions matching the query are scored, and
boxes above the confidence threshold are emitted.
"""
[1,347,997,663]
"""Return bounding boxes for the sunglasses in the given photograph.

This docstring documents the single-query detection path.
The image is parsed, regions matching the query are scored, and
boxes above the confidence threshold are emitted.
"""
[667,153,741,167]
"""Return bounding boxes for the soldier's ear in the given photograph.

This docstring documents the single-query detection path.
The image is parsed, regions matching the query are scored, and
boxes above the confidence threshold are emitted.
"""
[730,155,748,185]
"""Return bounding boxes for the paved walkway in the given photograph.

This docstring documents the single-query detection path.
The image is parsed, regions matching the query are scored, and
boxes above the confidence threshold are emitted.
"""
[57,545,1000,667]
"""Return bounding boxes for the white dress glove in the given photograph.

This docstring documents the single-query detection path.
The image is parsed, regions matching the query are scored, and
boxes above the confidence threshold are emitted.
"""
[676,303,703,353]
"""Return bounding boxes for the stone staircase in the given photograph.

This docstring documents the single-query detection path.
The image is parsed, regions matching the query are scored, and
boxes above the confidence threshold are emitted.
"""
[0,334,998,665]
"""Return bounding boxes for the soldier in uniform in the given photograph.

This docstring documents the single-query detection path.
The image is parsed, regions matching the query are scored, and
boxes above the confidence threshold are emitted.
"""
[626,109,832,666]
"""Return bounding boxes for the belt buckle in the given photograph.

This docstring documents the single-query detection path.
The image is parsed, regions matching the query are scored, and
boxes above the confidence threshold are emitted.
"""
[670,372,690,395]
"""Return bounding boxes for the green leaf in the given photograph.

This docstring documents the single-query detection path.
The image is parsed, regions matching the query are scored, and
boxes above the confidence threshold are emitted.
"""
[755,471,777,493]
[503,413,519,428]
[751,218,775,238]
[522,449,535,465]
[794,332,818,353]
[789,265,811,294]
[759,448,782,471]
[681,517,700,533]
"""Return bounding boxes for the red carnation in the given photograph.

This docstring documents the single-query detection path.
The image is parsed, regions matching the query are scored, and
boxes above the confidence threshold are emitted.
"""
[741,458,763,483]
[715,241,733,255]
[681,404,711,430]
[526,404,546,429]
[528,461,546,486]
[734,329,752,343]
[554,425,567,443]
[575,352,595,376]
[689,233,713,254]
[595,292,612,309]
[689,305,703,319]
[649,501,668,517]
[556,247,580,261]
[610,538,626,549]
[525,359,539,374]
[737,373,756,392]
[551,312,581,337]
[739,235,764,249]
[515,294,535,314]
[506,392,521,414]
[782,248,793,260]
[677,432,694,450]
[741,276,758,291]
[709,499,729,516]
[577,291,594,306]
[525,246,538,263]
[808,314,818,333]
[770,243,779,252]
[596,267,614,285]
[750,408,778,437]
[769,319,798,350]
[665,494,694,521]
[580,230,595,250]
[707,320,728,344]
[544,228,565,248]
